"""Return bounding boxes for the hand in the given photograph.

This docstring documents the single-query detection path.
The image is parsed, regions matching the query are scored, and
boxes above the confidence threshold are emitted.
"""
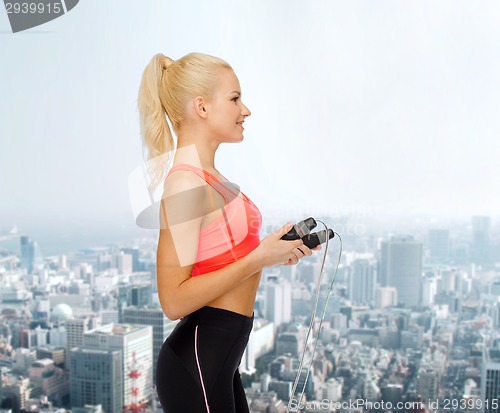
[283,243,321,265]
[252,223,305,268]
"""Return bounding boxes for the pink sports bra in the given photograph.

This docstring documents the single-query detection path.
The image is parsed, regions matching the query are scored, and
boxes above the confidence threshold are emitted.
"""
[166,164,262,276]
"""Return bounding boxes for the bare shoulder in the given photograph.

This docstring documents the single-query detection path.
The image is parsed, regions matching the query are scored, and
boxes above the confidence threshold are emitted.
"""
[157,170,209,270]
[160,170,211,226]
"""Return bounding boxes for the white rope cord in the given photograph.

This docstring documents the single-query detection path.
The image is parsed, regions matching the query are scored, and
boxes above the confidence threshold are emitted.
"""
[287,221,343,412]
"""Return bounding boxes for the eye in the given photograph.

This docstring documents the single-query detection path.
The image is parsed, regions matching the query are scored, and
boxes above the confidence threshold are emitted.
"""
[232,96,239,102]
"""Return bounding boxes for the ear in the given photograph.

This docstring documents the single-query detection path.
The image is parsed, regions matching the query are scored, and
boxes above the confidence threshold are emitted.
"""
[194,96,208,119]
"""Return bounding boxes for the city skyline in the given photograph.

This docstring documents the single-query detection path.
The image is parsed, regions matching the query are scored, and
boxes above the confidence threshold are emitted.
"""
[1,206,499,412]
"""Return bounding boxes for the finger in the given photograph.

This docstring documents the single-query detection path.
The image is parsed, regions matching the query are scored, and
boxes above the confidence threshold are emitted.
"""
[275,222,294,238]
[291,239,304,248]
[289,254,299,265]
[298,245,313,256]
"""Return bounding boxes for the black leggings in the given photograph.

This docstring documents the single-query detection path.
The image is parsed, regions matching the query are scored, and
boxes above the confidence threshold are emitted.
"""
[156,306,253,413]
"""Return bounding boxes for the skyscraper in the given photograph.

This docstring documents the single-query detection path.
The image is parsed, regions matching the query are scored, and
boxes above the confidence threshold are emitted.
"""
[349,259,376,305]
[481,347,500,413]
[122,306,177,383]
[417,367,439,403]
[472,216,491,266]
[379,236,423,308]
[83,324,153,409]
[117,282,152,322]
[20,235,36,274]
[265,277,291,327]
[70,348,123,413]
[66,318,91,353]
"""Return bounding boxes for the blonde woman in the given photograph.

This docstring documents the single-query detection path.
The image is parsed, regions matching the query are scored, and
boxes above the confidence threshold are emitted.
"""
[137,52,318,413]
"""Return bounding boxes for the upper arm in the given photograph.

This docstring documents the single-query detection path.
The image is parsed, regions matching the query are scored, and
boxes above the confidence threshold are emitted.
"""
[156,171,210,315]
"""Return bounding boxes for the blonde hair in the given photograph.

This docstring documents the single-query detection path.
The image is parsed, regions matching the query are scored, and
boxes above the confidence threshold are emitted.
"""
[137,52,232,190]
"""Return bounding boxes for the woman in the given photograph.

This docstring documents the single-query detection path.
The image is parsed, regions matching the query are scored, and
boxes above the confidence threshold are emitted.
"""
[137,52,318,413]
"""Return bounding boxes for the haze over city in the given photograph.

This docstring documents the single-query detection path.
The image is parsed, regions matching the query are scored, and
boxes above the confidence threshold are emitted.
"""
[1,1,499,256]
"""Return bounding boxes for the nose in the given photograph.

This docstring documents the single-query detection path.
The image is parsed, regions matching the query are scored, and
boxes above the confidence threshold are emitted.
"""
[242,103,251,118]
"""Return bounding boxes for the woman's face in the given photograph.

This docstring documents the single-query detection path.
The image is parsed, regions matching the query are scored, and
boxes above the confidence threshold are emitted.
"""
[204,69,251,143]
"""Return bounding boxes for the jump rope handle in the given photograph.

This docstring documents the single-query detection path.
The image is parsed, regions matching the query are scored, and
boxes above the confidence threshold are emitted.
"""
[281,217,334,248]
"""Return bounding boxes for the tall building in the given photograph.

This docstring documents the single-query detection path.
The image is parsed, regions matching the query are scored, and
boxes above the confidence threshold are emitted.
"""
[66,318,90,352]
[417,367,439,403]
[265,277,291,327]
[349,259,376,305]
[481,347,500,413]
[379,236,422,308]
[240,319,274,375]
[120,247,141,272]
[20,236,36,274]
[472,216,491,266]
[70,348,123,413]
[117,283,151,322]
[421,275,437,307]
[83,324,153,409]
[66,317,101,368]
[122,306,177,383]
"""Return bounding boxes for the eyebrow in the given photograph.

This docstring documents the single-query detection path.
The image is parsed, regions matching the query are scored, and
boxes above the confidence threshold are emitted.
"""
[231,91,241,95]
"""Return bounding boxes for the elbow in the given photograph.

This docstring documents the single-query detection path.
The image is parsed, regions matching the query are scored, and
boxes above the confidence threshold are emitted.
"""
[161,301,182,321]
[159,294,185,321]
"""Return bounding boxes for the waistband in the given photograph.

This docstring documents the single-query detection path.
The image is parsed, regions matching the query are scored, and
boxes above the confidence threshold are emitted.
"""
[185,306,254,332]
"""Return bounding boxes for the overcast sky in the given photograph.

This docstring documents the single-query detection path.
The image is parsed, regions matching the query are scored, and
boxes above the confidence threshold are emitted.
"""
[1,0,499,250]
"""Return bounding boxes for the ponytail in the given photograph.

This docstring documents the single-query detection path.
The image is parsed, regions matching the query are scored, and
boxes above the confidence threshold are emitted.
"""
[137,53,175,191]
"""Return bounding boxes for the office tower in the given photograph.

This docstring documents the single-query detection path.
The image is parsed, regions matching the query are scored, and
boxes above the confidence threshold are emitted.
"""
[117,282,151,322]
[122,306,177,383]
[349,259,376,305]
[70,348,123,413]
[114,252,133,274]
[20,235,35,274]
[66,318,91,352]
[240,319,274,375]
[66,317,99,368]
[439,269,456,293]
[379,236,423,308]
[28,359,68,405]
[472,216,491,266]
[276,332,303,357]
[121,247,141,272]
[83,324,153,409]
[428,229,450,263]
[265,278,291,327]
[481,348,500,413]
[322,378,342,401]
[421,276,437,307]
[417,367,439,403]
[381,384,404,405]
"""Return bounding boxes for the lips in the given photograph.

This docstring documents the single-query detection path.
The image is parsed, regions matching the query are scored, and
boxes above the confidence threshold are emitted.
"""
[236,121,244,130]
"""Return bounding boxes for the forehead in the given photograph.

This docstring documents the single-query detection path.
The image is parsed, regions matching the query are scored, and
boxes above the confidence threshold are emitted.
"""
[215,69,241,94]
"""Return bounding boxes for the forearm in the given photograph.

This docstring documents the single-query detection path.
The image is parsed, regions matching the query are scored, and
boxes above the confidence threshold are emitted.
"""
[159,250,262,320]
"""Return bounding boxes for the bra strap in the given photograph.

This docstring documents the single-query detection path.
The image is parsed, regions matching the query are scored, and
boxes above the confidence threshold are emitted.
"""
[167,164,232,204]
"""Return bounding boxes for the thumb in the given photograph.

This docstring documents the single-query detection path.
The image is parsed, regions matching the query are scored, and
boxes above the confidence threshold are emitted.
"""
[276,222,295,238]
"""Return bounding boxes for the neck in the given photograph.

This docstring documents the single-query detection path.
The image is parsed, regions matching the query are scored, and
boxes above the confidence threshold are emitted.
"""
[174,140,219,172]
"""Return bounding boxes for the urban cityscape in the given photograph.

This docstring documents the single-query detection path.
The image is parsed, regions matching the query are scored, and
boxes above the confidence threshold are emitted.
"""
[0,212,499,413]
